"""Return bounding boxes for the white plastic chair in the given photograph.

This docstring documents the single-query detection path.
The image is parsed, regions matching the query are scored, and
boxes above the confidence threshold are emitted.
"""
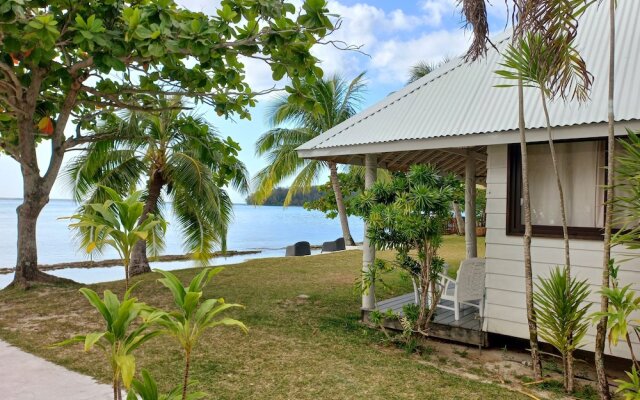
[410,264,449,306]
[436,258,486,321]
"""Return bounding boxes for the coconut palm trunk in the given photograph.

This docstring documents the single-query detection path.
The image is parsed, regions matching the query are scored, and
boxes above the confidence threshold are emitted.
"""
[130,170,166,276]
[595,1,616,398]
[328,162,355,246]
[452,202,465,235]
[519,79,543,379]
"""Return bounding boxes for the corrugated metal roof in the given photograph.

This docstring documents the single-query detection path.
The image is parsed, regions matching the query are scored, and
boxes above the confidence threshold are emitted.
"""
[298,0,640,154]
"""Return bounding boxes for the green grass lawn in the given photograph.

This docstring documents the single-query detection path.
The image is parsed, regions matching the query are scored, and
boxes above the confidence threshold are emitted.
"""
[0,236,522,400]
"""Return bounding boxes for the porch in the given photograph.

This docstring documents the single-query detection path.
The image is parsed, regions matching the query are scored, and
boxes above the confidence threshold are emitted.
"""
[363,293,488,347]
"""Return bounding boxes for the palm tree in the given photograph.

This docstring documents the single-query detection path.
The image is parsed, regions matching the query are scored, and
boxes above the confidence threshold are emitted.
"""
[459,0,597,381]
[253,73,367,246]
[67,98,249,275]
[407,58,450,85]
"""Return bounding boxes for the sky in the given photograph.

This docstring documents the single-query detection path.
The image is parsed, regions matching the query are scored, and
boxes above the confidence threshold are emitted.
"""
[0,0,508,203]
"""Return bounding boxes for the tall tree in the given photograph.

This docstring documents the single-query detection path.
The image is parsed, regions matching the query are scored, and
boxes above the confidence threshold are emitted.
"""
[0,0,333,288]
[595,1,617,398]
[67,99,249,276]
[459,0,596,380]
[254,73,367,246]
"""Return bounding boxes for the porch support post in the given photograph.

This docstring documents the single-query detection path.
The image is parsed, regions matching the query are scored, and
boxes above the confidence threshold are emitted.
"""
[362,154,377,310]
[465,150,478,259]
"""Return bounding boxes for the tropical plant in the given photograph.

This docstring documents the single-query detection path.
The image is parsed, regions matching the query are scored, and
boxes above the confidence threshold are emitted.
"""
[65,188,166,289]
[253,73,367,246]
[304,168,365,219]
[534,267,591,392]
[406,58,449,84]
[0,0,333,288]
[496,31,596,385]
[126,369,206,400]
[592,285,640,369]
[153,268,247,400]
[612,130,640,248]
[496,31,593,275]
[55,286,161,400]
[356,164,457,332]
[615,367,640,400]
[459,0,596,380]
[67,97,248,276]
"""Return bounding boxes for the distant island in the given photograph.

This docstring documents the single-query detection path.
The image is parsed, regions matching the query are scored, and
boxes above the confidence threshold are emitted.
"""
[245,186,322,206]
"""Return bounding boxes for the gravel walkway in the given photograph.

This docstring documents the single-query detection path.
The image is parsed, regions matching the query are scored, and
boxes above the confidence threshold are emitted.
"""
[0,340,113,399]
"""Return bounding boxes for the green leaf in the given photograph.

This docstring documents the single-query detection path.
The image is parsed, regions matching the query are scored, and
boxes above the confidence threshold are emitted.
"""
[117,354,136,388]
[84,332,106,352]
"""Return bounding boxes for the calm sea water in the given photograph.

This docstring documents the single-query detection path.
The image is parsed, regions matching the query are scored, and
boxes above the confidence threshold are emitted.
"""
[0,199,363,288]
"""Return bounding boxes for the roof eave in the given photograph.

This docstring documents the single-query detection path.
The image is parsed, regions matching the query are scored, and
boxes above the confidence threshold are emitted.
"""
[297,120,640,161]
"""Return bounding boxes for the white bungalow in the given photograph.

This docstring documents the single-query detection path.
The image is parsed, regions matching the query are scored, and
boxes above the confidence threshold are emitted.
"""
[297,2,640,359]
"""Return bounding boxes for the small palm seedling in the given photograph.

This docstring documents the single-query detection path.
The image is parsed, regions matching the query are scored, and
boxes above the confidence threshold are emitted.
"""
[153,268,248,400]
[55,285,161,400]
[126,369,206,400]
[534,266,591,393]
[65,187,166,289]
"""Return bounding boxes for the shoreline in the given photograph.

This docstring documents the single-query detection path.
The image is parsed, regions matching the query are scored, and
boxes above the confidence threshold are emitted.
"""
[0,250,262,275]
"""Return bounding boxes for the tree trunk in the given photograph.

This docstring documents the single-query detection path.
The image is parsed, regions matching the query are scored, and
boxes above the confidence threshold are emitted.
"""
[541,89,576,391]
[540,90,571,274]
[328,162,356,246]
[567,350,574,393]
[519,79,543,379]
[452,202,465,235]
[595,2,615,399]
[129,170,165,276]
[182,350,191,400]
[11,178,73,288]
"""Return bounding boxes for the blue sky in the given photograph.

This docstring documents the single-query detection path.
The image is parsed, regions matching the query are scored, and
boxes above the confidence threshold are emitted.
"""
[0,0,508,203]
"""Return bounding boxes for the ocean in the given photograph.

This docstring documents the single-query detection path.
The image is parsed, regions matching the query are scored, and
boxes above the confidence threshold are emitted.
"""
[0,199,364,288]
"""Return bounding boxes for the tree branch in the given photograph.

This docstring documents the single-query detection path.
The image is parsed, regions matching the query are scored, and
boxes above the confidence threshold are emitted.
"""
[0,61,22,92]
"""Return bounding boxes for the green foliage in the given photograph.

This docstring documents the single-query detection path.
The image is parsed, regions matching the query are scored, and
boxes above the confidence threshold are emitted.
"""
[65,188,167,287]
[357,258,393,300]
[127,369,206,400]
[356,164,458,331]
[613,129,640,248]
[534,267,591,352]
[55,285,162,399]
[592,285,640,348]
[406,57,450,85]
[55,267,247,400]
[153,268,247,399]
[616,367,640,400]
[304,169,365,218]
[0,0,333,151]
[402,303,420,327]
[67,99,247,263]
[246,186,322,207]
[495,30,591,101]
[534,266,591,391]
[253,73,367,205]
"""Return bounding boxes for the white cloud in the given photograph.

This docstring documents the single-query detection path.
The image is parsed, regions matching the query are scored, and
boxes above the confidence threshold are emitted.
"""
[420,0,458,26]
[371,30,469,83]
[309,1,471,84]
[175,0,474,87]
